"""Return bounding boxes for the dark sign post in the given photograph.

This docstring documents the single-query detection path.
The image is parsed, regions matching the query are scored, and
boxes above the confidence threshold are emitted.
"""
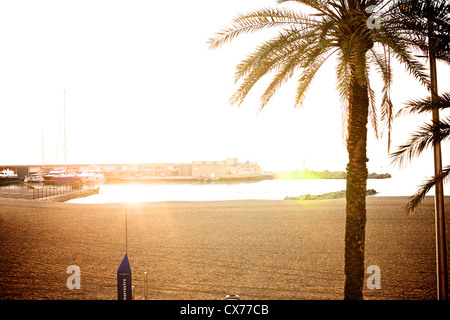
[117,253,132,300]
[117,209,132,300]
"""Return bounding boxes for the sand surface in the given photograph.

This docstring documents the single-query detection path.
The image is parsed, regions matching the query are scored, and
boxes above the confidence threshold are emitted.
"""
[0,196,449,300]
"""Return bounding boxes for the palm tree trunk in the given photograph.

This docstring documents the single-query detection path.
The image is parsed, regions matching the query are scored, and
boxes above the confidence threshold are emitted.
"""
[344,74,369,300]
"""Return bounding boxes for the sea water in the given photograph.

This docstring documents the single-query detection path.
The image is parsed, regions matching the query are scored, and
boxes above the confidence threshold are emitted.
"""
[67,173,432,204]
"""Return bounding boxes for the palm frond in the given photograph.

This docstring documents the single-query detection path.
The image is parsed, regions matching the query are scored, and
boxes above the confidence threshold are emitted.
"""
[233,24,321,83]
[207,7,314,50]
[369,46,394,148]
[396,92,450,117]
[407,164,450,214]
[278,0,342,20]
[259,54,301,109]
[335,50,353,144]
[294,48,337,108]
[230,27,324,107]
[231,16,338,108]
[367,76,379,139]
[380,35,430,89]
[390,116,450,167]
[385,0,450,63]
[289,24,337,107]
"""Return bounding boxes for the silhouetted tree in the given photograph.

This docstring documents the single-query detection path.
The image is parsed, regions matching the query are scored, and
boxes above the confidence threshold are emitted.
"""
[209,0,430,299]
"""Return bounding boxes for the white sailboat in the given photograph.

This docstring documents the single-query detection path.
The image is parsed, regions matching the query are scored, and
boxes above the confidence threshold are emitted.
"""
[43,91,77,185]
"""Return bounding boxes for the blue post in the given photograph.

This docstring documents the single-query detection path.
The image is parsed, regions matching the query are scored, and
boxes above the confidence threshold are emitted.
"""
[117,254,132,300]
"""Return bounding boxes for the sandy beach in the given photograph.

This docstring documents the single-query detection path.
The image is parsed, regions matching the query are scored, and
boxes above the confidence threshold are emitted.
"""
[0,196,448,300]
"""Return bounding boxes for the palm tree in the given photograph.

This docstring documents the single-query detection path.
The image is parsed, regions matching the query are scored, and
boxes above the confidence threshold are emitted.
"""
[389,0,450,300]
[208,0,430,299]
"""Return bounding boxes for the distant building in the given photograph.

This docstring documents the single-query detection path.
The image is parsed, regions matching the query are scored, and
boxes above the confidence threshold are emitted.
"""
[192,158,262,180]
[104,163,192,179]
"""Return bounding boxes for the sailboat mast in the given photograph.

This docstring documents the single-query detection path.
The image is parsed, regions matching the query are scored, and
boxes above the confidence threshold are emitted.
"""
[125,208,128,254]
[64,90,67,174]
[42,129,44,166]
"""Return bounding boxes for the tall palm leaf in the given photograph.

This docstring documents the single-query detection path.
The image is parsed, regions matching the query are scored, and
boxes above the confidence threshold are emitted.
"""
[391,92,450,214]
[208,0,429,300]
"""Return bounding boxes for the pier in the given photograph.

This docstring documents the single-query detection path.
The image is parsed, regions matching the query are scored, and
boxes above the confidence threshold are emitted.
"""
[0,182,99,202]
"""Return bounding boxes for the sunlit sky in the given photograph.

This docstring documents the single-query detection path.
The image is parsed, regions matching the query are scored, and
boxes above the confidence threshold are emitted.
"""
[1,0,449,180]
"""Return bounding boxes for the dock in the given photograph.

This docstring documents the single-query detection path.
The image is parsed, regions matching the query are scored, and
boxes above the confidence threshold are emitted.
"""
[0,189,35,200]
[0,186,99,202]
[45,188,99,202]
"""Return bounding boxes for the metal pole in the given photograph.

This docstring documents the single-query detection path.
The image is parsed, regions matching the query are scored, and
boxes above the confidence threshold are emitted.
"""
[427,0,448,300]
[64,90,67,174]
[42,129,44,166]
[125,209,128,254]
[144,272,148,300]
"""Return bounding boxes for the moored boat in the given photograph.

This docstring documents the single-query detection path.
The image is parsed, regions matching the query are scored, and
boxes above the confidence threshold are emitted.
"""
[78,169,106,183]
[43,170,77,185]
[24,173,45,183]
[0,169,19,185]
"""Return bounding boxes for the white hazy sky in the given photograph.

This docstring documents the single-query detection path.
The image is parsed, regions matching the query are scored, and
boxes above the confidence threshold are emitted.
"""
[0,0,449,180]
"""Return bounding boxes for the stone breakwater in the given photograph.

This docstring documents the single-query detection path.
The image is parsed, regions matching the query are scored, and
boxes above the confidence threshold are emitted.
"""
[284,189,377,200]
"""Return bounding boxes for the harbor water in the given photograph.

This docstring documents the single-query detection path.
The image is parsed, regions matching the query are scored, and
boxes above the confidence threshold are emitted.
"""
[67,173,434,204]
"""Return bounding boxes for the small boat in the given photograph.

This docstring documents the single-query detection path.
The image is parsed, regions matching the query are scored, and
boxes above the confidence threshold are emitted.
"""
[77,169,106,183]
[43,170,77,185]
[24,173,45,183]
[0,169,19,185]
